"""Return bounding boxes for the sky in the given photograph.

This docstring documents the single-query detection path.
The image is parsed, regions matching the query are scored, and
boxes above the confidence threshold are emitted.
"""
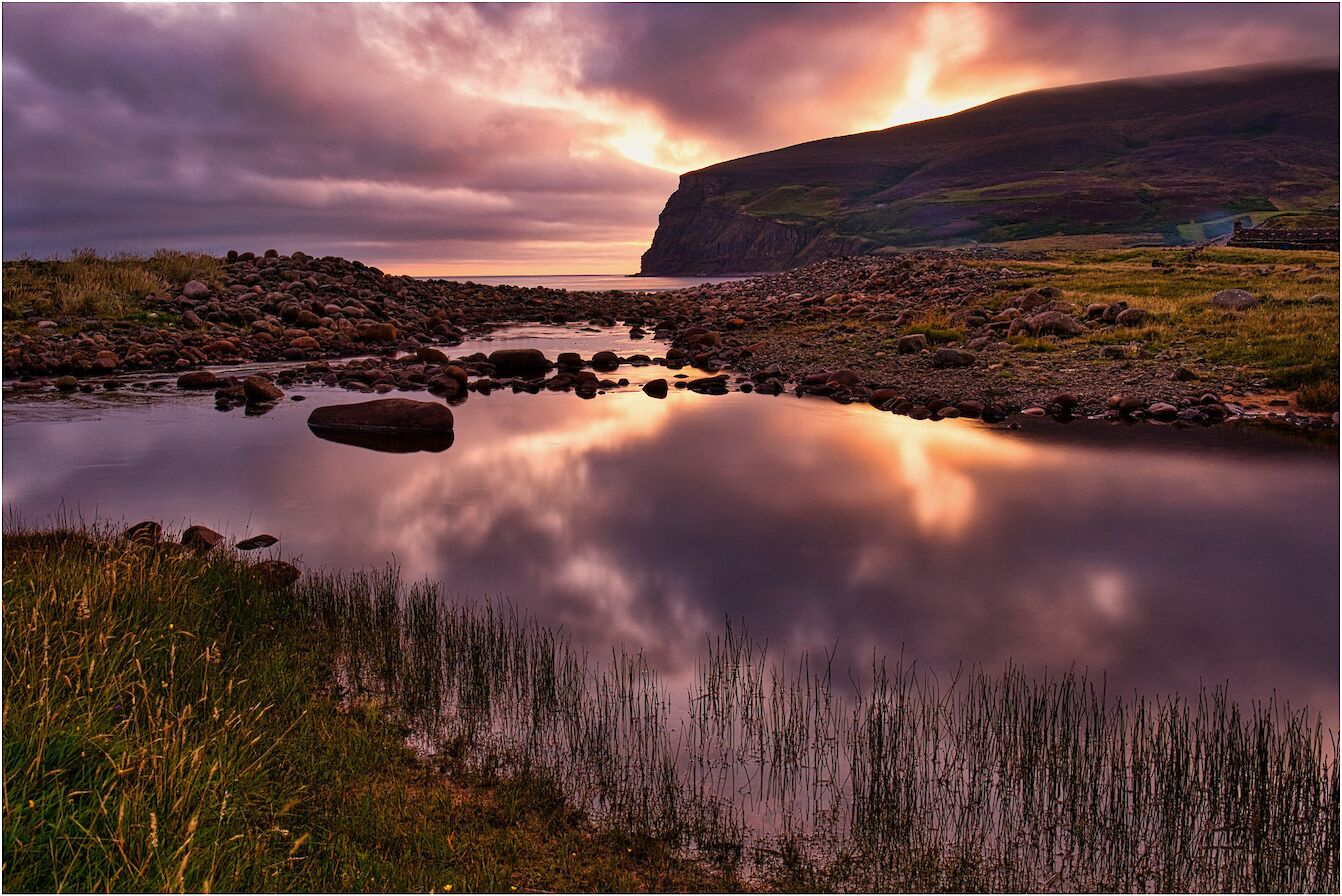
[3,2,1337,275]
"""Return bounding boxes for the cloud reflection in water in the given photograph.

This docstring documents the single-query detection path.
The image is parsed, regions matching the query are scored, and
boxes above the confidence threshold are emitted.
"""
[3,386,1336,724]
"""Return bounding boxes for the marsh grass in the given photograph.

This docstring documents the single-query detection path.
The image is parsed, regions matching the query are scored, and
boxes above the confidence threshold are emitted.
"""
[6,529,1336,892]
[2,249,222,320]
[2,530,721,893]
[302,569,1341,892]
[972,247,1340,402]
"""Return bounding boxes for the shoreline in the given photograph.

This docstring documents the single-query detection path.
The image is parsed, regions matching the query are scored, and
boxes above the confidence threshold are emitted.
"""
[5,523,1337,892]
[4,247,1338,429]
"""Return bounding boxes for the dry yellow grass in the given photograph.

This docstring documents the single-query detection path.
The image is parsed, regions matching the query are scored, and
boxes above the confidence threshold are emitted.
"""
[2,249,222,319]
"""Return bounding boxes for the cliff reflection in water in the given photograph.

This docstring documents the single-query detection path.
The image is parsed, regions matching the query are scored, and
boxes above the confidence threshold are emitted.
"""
[3,386,1337,722]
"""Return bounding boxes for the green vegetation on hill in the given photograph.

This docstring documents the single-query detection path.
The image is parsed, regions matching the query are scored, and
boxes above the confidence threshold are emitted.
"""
[642,64,1339,274]
[964,247,1340,408]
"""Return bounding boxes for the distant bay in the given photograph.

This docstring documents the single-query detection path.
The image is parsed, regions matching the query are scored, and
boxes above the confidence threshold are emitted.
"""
[416,273,754,292]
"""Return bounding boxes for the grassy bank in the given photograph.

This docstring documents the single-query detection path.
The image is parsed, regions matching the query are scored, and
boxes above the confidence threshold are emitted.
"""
[969,247,1340,408]
[5,528,1340,891]
[1,531,720,893]
[2,250,222,322]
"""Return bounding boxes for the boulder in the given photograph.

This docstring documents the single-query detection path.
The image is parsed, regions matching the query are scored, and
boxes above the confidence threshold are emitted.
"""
[357,322,398,342]
[55,375,78,392]
[686,374,729,393]
[1147,401,1179,420]
[182,525,224,553]
[124,520,162,544]
[1027,311,1085,337]
[931,348,976,369]
[488,348,552,376]
[1050,393,1079,411]
[242,375,284,403]
[307,398,454,435]
[237,534,279,551]
[1210,289,1261,310]
[897,334,928,354]
[591,350,621,371]
[252,560,300,589]
[642,378,669,399]
[416,347,450,364]
[182,280,210,299]
[1114,308,1149,327]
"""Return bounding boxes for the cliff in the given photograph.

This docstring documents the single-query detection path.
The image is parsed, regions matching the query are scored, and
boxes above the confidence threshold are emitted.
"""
[640,63,1339,274]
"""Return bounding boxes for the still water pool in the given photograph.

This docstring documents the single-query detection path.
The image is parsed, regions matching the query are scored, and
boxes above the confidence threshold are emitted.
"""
[3,327,1337,725]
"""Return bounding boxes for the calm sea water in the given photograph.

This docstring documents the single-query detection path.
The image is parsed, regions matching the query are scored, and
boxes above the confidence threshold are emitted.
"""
[3,326,1337,726]
[417,273,754,292]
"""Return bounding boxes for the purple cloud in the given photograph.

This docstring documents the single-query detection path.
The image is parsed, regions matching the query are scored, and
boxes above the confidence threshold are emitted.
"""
[3,3,1336,272]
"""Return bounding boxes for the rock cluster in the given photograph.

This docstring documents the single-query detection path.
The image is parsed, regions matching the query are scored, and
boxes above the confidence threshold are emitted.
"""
[4,250,1325,427]
[120,519,299,587]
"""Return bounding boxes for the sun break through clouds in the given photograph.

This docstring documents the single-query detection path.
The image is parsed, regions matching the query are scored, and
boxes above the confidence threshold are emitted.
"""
[2,2,1336,274]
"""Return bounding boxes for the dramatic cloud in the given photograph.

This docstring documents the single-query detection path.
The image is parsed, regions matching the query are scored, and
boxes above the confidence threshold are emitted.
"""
[3,3,1336,273]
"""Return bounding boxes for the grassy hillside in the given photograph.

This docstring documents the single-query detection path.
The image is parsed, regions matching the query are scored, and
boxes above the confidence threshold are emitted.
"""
[641,63,1339,273]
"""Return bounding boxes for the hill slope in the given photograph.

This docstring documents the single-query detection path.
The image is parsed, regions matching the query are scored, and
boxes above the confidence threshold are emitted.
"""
[640,64,1339,274]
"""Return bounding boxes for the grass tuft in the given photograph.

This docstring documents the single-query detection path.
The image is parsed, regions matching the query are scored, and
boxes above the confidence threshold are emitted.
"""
[2,250,223,320]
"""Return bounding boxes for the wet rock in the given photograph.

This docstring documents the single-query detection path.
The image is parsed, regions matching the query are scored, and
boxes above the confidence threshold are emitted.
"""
[642,378,669,398]
[307,398,455,435]
[686,374,729,394]
[182,525,224,553]
[242,375,284,403]
[55,375,78,392]
[556,352,583,369]
[487,348,552,376]
[124,520,162,544]
[931,347,976,369]
[591,350,621,371]
[1147,401,1179,420]
[1210,288,1261,310]
[416,347,450,364]
[826,369,862,387]
[357,322,398,342]
[1050,393,1079,411]
[252,559,300,589]
[237,534,279,551]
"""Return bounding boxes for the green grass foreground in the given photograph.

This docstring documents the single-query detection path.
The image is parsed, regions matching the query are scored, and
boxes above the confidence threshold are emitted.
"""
[1,531,720,893]
[2,249,222,321]
[967,246,1340,408]
[5,527,1340,892]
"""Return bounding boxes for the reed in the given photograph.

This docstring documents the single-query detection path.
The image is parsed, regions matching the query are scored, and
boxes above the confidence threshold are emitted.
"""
[5,528,1335,891]
[299,569,1340,892]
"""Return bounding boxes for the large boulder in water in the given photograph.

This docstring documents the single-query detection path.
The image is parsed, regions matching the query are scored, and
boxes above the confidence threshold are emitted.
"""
[488,348,552,376]
[307,398,454,435]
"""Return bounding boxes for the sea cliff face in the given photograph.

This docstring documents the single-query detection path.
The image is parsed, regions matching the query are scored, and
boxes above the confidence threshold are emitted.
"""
[639,63,1339,275]
[639,173,869,275]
